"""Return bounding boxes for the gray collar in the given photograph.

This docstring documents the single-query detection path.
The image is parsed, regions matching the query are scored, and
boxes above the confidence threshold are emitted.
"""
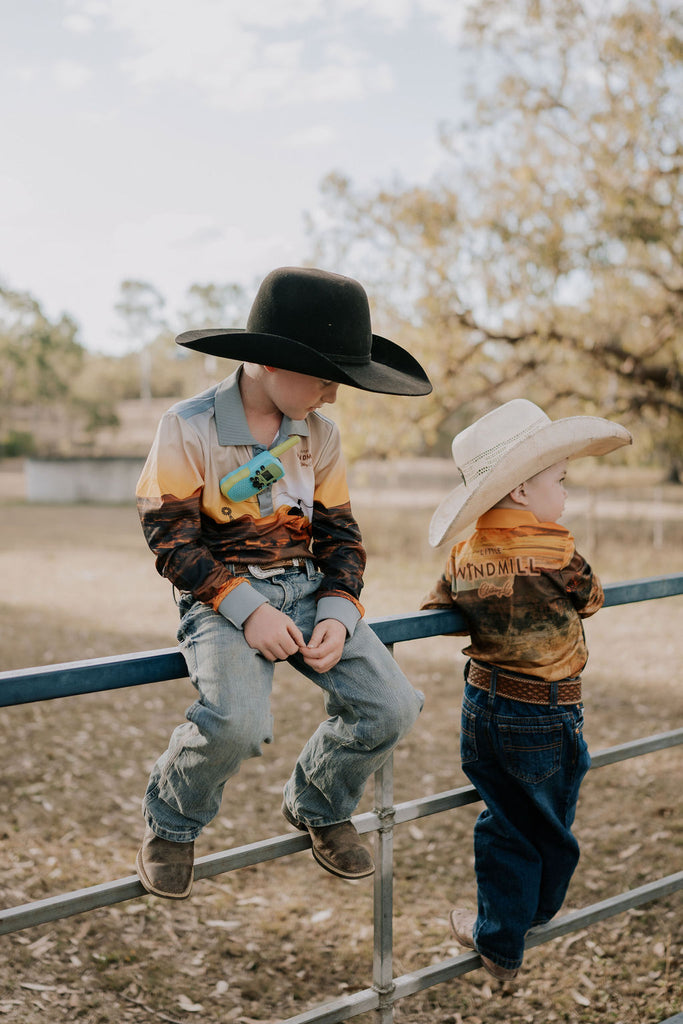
[214,367,309,447]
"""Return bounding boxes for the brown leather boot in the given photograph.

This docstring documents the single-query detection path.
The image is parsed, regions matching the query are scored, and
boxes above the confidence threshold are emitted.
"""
[449,907,520,981]
[480,956,519,982]
[282,803,374,879]
[449,907,476,949]
[135,826,194,899]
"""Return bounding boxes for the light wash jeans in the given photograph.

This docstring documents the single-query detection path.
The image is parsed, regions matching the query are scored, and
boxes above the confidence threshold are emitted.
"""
[143,565,424,841]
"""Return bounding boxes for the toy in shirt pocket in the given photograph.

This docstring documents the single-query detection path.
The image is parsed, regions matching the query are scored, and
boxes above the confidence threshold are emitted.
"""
[219,436,300,503]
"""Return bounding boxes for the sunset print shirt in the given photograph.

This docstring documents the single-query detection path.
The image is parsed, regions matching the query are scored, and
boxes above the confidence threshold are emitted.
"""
[136,368,366,632]
[420,509,604,681]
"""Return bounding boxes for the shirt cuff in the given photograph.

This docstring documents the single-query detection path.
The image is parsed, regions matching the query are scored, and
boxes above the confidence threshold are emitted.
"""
[315,595,361,637]
[218,581,269,628]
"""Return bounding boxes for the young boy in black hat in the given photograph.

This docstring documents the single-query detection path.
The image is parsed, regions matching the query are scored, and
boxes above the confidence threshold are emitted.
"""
[135,266,431,899]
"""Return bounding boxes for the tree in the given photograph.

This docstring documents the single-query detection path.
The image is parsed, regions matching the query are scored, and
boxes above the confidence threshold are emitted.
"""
[171,280,250,394]
[0,283,105,455]
[307,0,683,471]
[114,279,168,400]
[177,281,250,331]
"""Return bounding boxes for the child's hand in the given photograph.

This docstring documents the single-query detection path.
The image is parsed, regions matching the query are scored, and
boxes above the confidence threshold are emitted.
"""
[300,619,347,674]
[243,604,305,661]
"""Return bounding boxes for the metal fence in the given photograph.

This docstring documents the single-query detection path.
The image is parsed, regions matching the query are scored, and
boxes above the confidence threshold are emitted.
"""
[2,573,683,1023]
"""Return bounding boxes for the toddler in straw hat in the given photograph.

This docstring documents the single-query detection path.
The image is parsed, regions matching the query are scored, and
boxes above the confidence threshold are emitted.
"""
[421,399,631,980]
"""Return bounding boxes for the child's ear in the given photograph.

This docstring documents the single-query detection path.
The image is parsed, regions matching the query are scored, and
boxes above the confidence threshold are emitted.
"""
[508,483,529,507]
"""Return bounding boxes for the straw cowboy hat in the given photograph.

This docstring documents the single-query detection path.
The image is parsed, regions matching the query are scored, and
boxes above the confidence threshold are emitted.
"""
[176,266,432,396]
[429,399,632,547]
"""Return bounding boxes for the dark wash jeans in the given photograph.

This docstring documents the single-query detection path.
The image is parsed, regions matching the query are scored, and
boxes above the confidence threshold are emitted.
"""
[460,671,591,971]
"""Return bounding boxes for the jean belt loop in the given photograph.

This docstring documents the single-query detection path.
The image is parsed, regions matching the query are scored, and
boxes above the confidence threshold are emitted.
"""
[304,558,317,580]
[488,665,498,706]
[549,679,559,708]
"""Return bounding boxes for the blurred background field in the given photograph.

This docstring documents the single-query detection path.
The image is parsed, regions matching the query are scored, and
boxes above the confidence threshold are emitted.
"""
[1,461,682,1024]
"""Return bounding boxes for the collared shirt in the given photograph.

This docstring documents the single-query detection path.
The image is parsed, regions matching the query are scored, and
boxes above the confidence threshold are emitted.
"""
[136,368,365,631]
[420,508,604,681]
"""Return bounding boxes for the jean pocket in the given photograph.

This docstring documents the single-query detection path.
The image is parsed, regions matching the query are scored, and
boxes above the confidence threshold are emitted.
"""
[460,705,478,764]
[572,706,590,770]
[498,721,563,783]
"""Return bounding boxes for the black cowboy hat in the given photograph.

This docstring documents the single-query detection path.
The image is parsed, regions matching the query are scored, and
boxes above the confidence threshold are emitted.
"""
[176,266,432,396]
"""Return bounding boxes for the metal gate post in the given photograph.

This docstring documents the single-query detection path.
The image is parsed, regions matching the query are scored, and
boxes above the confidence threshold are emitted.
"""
[373,651,396,1024]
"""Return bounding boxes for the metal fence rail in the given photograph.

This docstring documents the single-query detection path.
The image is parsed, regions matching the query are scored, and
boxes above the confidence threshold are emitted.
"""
[2,573,683,1023]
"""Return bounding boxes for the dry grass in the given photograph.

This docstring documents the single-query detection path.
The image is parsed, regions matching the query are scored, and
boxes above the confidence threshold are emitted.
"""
[1,468,682,1024]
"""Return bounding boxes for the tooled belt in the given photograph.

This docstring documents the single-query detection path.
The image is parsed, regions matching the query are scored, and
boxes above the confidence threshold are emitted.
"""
[466,660,582,706]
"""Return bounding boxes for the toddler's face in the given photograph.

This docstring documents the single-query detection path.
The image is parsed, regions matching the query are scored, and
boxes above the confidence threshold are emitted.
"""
[522,458,569,523]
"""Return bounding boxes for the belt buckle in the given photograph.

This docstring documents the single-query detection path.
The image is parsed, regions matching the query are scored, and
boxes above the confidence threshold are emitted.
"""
[248,563,287,579]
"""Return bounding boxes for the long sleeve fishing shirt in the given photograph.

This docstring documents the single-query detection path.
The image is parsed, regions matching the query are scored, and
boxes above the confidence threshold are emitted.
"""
[420,508,604,681]
[136,368,366,634]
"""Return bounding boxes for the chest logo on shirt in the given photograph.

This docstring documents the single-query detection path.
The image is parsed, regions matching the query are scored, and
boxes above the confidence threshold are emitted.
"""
[457,556,541,582]
[479,577,515,599]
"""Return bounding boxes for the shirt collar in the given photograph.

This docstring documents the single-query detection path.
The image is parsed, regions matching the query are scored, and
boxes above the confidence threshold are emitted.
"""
[213,366,310,447]
[476,508,568,532]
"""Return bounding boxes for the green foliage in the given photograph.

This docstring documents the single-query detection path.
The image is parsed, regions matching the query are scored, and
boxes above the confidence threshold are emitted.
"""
[0,284,84,407]
[0,429,36,458]
[113,279,166,345]
[0,283,103,454]
[0,278,239,455]
[0,284,134,453]
[109,277,247,403]
[177,280,250,330]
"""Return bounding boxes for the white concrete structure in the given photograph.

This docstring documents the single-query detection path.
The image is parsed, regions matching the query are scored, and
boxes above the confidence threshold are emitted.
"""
[25,457,145,503]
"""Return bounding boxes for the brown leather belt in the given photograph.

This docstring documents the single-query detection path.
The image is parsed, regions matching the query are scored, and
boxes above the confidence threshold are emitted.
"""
[467,660,582,706]
[229,558,313,579]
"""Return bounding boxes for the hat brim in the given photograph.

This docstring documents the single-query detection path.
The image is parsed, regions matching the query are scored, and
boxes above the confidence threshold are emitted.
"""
[176,329,432,396]
[429,416,632,547]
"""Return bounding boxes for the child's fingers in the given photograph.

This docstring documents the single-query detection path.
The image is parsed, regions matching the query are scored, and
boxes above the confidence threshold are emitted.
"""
[286,620,305,645]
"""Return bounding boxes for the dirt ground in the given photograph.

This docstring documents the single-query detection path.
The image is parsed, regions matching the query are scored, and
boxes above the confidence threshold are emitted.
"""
[1,462,682,1024]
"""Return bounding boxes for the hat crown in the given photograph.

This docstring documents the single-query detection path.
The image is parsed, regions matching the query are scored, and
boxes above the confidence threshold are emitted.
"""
[453,400,550,488]
[246,267,372,366]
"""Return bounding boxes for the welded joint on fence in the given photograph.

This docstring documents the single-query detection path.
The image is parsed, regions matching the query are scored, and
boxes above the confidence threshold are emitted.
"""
[374,805,396,833]
[372,979,397,1021]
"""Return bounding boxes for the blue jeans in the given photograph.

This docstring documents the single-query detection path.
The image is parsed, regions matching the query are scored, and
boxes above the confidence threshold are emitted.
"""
[143,565,424,841]
[460,674,591,971]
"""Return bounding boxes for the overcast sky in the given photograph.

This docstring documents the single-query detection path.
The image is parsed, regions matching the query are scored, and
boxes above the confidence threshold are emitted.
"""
[1,0,472,353]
